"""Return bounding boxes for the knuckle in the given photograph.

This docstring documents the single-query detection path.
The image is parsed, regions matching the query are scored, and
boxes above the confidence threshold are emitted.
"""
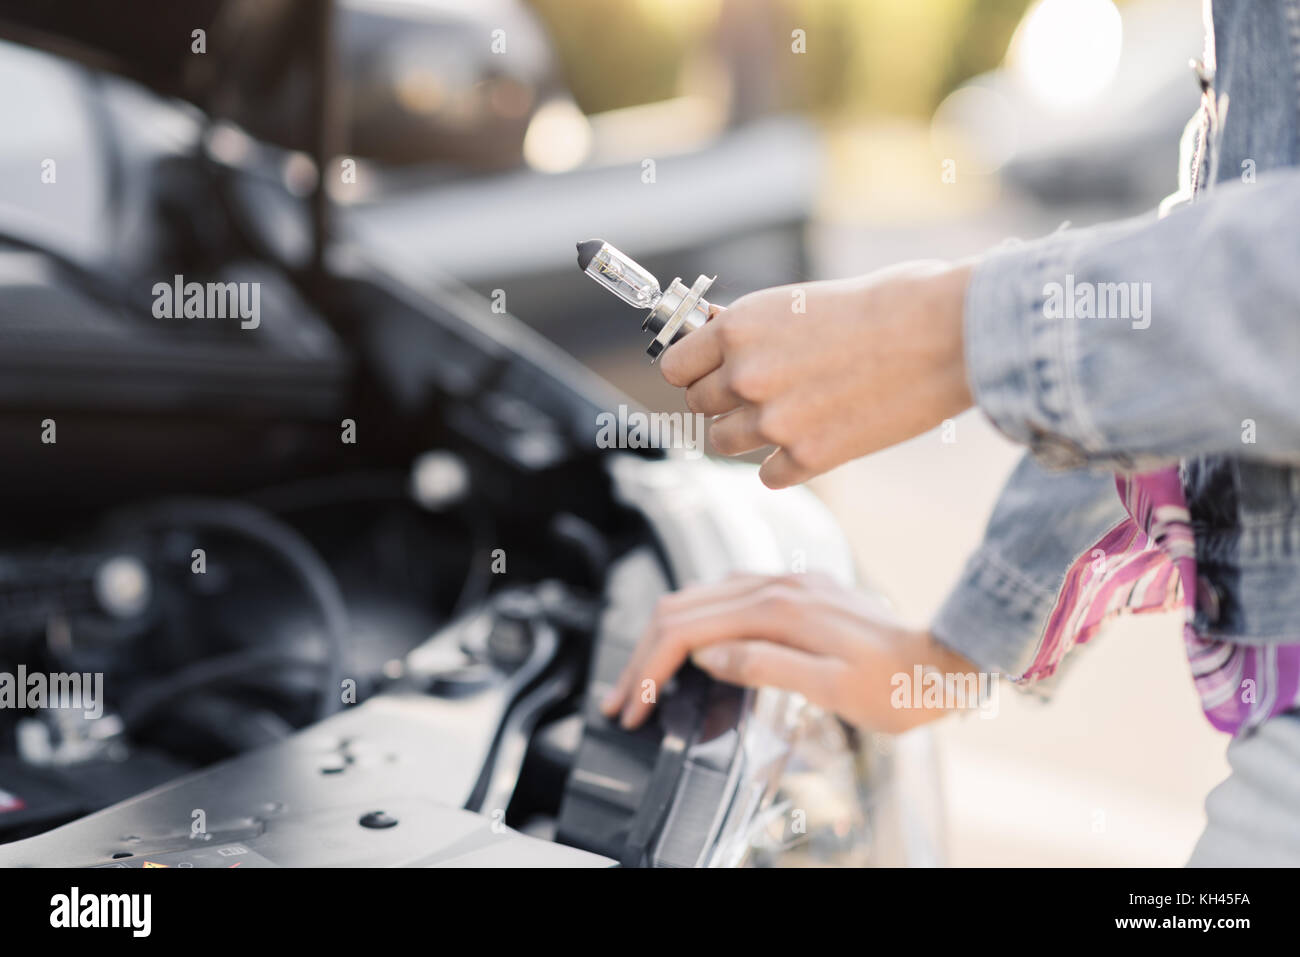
[659,353,689,388]
[683,384,702,413]
[786,436,827,472]
[799,570,834,591]
[783,440,810,469]
[648,617,678,652]
[665,629,696,665]
[822,665,851,713]
[756,404,791,445]
[731,649,761,685]
[727,363,767,402]
[660,625,691,659]
[714,310,744,348]
[758,582,802,615]
[709,426,737,456]
[777,572,810,590]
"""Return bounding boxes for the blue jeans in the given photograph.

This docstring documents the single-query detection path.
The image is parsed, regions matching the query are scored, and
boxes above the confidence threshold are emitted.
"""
[1189,711,1300,865]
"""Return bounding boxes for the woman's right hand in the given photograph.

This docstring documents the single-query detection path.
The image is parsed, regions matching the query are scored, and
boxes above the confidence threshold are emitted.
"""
[599,572,980,733]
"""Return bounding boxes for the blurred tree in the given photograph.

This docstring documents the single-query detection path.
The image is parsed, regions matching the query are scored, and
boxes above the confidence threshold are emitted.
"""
[526,0,721,113]
[526,0,1032,120]
[938,0,1032,98]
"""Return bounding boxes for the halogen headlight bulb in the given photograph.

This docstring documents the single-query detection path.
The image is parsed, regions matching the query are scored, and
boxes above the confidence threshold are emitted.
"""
[576,239,716,362]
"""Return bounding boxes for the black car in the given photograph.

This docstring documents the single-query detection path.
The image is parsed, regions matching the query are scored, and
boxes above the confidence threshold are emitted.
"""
[0,0,940,868]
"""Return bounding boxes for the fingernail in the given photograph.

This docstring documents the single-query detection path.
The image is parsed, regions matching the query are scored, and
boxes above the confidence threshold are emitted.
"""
[599,690,620,715]
[619,707,637,729]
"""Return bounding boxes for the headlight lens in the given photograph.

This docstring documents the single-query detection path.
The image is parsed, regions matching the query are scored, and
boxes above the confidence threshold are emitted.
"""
[700,690,945,868]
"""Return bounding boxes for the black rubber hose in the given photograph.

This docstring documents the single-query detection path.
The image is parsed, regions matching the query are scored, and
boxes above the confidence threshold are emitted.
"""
[120,648,324,732]
[105,498,351,721]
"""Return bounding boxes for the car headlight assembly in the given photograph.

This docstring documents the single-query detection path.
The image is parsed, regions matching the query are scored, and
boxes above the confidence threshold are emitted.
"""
[644,684,942,868]
[702,690,876,868]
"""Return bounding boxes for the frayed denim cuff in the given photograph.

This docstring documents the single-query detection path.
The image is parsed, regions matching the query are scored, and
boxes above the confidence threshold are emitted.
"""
[931,547,1056,687]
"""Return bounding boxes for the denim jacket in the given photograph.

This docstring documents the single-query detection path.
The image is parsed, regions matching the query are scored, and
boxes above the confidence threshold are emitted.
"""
[932,0,1300,680]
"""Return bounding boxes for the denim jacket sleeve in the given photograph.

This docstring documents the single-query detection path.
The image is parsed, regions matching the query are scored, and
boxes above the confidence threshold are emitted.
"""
[965,169,1300,471]
[930,452,1126,678]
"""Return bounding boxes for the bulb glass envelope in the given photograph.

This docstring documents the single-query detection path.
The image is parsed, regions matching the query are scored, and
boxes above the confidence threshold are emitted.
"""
[577,239,715,361]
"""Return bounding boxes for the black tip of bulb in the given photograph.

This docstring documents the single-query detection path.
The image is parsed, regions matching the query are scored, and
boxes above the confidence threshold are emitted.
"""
[576,239,604,272]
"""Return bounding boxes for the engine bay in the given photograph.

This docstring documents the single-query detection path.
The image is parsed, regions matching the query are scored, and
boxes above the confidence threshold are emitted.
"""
[0,450,665,859]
